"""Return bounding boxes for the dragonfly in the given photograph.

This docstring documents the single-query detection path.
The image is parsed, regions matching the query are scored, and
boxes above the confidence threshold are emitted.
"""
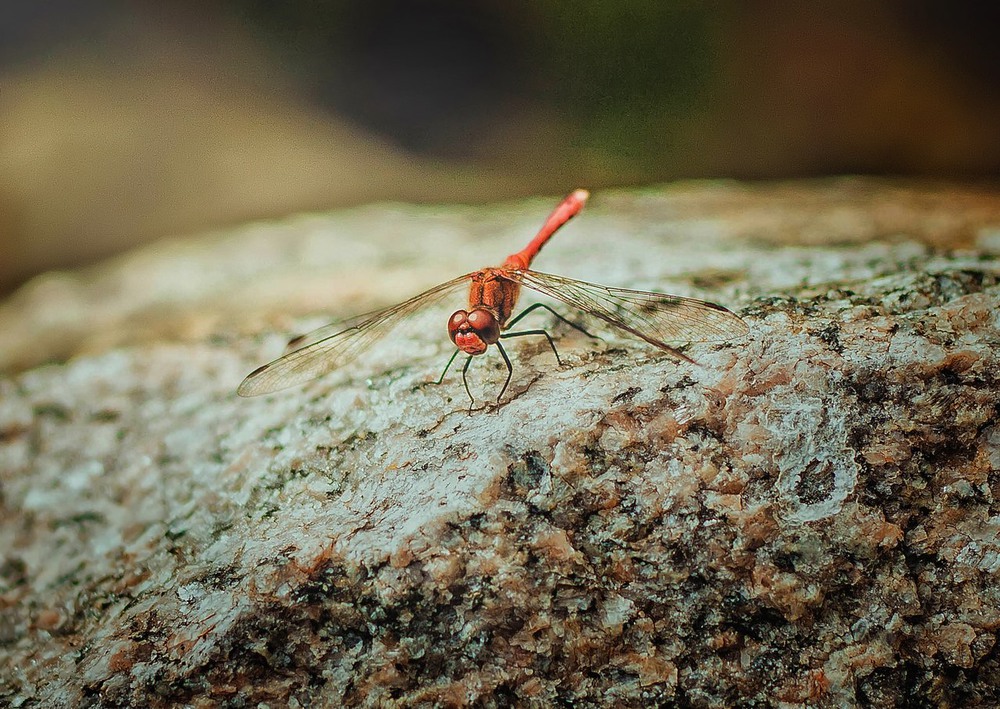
[237,189,748,405]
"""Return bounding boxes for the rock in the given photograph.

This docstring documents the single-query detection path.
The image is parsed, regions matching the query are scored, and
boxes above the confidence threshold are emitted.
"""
[1,179,999,707]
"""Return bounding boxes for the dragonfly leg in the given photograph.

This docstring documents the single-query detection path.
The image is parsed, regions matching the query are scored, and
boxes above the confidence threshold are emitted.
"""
[506,302,598,339]
[494,340,514,402]
[501,329,562,365]
[460,354,476,408]
[436,348,461,385]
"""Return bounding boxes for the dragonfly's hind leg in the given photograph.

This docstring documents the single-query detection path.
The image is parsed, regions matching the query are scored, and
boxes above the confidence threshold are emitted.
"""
[505,302,598,340]
[501,329,562,365]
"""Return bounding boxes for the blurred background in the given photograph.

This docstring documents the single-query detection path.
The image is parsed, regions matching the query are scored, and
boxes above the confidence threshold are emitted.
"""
[2,0,998,294]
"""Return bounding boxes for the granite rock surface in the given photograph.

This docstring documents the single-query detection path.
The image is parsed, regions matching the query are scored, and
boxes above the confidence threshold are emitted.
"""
[1,180,999,707]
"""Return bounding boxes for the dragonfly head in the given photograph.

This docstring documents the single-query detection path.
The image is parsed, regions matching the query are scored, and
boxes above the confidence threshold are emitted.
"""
[448,309,500,355]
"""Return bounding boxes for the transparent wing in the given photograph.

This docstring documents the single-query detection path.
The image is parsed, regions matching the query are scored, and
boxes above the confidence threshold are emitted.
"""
[506,269,748,358]
[237,275,471,396]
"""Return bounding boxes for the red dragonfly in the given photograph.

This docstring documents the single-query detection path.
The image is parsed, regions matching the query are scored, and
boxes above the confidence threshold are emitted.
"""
[238,190,748,404]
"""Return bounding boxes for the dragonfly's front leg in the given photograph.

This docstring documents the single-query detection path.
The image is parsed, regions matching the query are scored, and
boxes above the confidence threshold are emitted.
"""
[494,341,514,403]
[461,354,476,410]
[436,349,461,385]
[432,348,478,409]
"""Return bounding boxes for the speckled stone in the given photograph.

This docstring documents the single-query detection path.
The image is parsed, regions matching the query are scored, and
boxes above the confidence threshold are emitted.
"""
[2,180,999,707]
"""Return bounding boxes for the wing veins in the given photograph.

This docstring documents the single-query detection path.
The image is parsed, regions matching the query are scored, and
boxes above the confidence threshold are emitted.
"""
[237,274,470,396]
[506,270,747,352]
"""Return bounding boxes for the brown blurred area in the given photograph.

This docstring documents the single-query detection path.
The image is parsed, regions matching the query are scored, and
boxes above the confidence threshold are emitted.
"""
[2,0,998,294]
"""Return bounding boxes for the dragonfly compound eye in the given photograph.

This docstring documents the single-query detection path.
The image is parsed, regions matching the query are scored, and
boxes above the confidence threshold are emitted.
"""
[448,309,498,355]
[448,310,468,340]
[467,309,500,344]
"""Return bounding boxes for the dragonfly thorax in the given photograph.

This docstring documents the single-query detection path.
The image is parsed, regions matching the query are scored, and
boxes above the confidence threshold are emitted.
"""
[448,308,500,355]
